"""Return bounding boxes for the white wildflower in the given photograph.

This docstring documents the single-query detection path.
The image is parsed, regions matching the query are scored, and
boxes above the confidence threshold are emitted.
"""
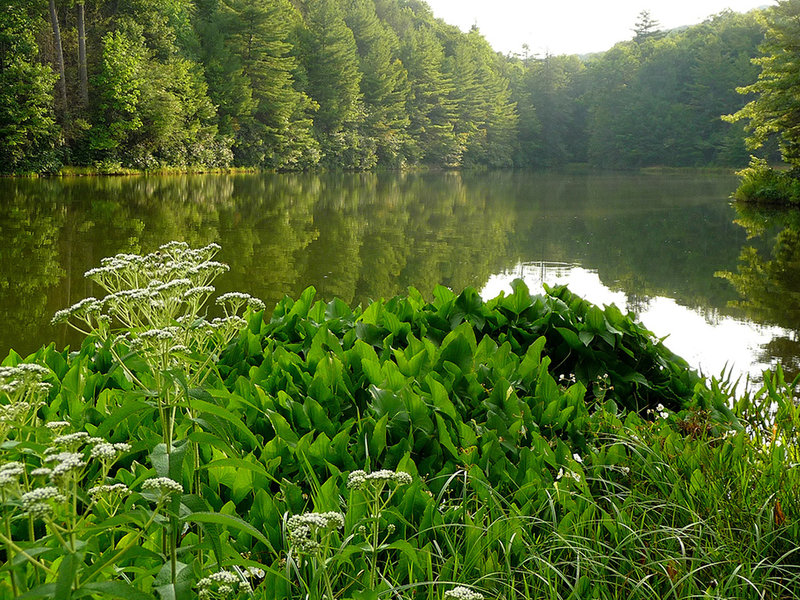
[142,477,183,495]
[139,327,180,341]
[46,452,86,480]
[244,566,265,579]
[52,432,90,447]
[183,286,215,300]
[197,570,241,593]
[216,292,252,305]
[15,364,51,377]
[90,442,118,461]
[88,483,131,498]
[286,511,344,553]
[20,486,66,517]
[346,469,412,490]
[444,586,484,600]
[0,462,24,487]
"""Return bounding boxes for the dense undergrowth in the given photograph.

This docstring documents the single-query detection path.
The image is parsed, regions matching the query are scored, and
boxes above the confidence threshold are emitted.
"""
[0,243,798,599]
[732,158,800,205]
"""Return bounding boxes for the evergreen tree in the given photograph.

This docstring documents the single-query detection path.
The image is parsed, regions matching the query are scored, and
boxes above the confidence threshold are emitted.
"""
[343,0,410,166]
[217,0,319,169]
[401,25,459,166]
[445,29,516,167]
[296,0,366,168]
[633,10,662,42]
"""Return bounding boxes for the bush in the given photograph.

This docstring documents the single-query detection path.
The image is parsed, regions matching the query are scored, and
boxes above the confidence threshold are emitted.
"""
[734,157,800,204]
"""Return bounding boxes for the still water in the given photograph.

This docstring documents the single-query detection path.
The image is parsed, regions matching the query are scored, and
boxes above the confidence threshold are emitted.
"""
[0,170,795,384]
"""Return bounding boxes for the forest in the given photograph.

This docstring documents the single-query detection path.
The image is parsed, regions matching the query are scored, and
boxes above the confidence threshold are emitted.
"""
[0,0,770,174]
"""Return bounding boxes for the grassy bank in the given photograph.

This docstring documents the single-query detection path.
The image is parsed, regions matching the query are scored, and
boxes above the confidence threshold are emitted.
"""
[0,243,798,599]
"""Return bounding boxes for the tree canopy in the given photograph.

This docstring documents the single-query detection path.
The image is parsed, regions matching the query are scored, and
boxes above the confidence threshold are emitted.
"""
[0,1,773,173]
[725,0,800,167]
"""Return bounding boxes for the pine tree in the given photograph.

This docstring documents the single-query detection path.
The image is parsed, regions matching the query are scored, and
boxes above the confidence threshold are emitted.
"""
[343,0,410,166]
[296,0,366,167]
[401,25,459,166]
[217,0,318,168]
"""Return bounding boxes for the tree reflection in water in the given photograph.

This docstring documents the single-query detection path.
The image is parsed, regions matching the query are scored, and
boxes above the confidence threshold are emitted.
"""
[717,203,800,381]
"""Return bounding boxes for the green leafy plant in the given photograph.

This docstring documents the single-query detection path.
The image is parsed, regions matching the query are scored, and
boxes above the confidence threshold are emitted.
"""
[1,242,798,599]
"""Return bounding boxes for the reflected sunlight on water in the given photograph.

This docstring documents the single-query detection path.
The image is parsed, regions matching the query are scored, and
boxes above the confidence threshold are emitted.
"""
[482,262,789,387]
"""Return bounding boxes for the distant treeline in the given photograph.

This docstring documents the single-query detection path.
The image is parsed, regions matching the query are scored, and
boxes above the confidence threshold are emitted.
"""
[0,0,768,174]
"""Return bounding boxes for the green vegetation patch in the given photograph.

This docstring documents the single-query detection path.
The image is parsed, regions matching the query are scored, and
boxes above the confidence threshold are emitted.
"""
[0,244,798,599]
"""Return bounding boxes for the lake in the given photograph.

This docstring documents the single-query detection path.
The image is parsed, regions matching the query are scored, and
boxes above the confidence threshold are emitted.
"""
[0,170,794,386]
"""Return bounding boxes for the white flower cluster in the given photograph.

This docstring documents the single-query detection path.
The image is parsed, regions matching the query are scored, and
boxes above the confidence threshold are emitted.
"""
[45,420,71,430]
[184,285,215,301]
[286,511,345,553]
[0,364,51,408]
[54,242,267,371]
[197,569,251,599]
[52,431,91,447]
[51,297,103,325]
[139,327,181,341]
[88,483,131,498]
[216,292,266,314]
[141,477,183,495]
[20,486,66,518]
[0,461,24,487]
[242,566,265,579]
[90,442,131,461]
[0,401,33,423]
[444,586,484,600]
[346,469,413,490]
[45,451,87,481]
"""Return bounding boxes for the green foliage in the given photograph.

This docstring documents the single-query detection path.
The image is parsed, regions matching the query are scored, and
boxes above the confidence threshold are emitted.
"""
[717,199,800,378]
[1,242,799,598]
[0,0,776,171]
[212,0,319,169]
[402,26,460,166]
[510,8,765,169]
[90,28,147,156]
[0,4,60,174]
[725,0,800,168]
[731,157,800,204]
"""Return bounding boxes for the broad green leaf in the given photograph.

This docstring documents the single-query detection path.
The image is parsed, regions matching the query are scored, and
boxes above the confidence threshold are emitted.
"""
[55,551,78,600]
[75,582,157,600]
[183,512,276,556]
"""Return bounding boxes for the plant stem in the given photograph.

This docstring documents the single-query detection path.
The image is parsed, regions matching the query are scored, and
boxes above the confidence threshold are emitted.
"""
[0,530,56,575]
[2,512,19,597]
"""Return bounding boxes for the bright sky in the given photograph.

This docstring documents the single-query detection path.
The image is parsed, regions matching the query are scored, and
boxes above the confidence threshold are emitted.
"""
[424,1,774,56]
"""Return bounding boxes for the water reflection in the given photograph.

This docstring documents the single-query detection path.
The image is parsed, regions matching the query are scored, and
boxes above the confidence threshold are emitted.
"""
[0,171,786,381]
[484,262,788,382]
[717,203,800,380]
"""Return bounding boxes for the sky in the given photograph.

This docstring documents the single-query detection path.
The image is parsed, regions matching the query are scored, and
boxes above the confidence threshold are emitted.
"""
[423,1,774,56]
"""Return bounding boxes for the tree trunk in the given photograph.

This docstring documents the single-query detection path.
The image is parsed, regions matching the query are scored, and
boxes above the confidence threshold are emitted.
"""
[78,1,88,106]
[48,0,68,119]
